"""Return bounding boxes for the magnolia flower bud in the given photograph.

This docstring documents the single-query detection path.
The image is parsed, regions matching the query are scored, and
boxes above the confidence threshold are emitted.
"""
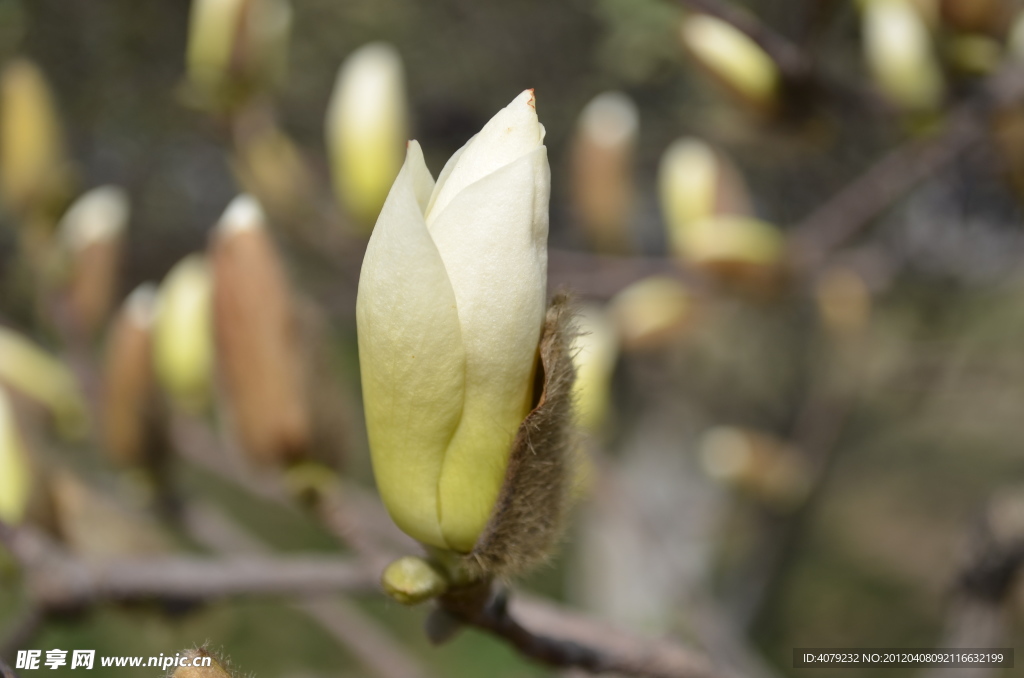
[658,137,781,283]
[1009,12,1024,57]
[325,43,408,231]
[153,254,214,413]
[0,387,32,525]
[608,276,694,350]
[51,468,171,557]
[699,426,812,512]
[186,0,292,104]
[210,195,310,465]
[357,90,549,554]
[680,13,780,113]
[570,92,639,254]
[0,326,87,439]
[58,186,130,336]
[573,305,619,433]
[658,137,751,243]
[863,0,944,111]
[381,556,450,605]
[102,284,159,467]
[682,215,784,273]
[0,59,68,216]
[947,35,1001,76]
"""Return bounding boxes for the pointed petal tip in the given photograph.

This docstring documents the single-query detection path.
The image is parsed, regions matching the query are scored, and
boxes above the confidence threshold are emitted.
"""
[512,88,536,111]
[216,194,265,238]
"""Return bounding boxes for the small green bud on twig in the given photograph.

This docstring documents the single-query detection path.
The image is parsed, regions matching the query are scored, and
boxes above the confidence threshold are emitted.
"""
[381,556,449,605]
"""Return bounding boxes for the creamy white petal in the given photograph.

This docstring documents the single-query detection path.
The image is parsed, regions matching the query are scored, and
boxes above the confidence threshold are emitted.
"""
[427,145,550,551]
[423,143,467,221]
[356,141,464,549]
[425,90,544,227]
[406,142,436,212]
[58,185,130,251]
[325,42,408,227]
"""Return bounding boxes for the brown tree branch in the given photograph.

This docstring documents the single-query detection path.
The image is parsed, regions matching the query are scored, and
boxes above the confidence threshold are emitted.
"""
[548,249,703,300]
[1,524,377,608]
[170,416,732,678]
[0,656,18,678]
[439,581,729,678]
[170,412,415,569]
[789,63,1024,269]
[183,502,435,678]
[920,517,1024,678]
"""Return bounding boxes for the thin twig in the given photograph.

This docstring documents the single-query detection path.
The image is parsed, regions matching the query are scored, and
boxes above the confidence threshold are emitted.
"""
[439,582,729,678]
[723,324,864,632]
[2,524,377,608]
[790,63,1024,269]
[548,249,703,300]
[173,418,729,678]
[170,412,415,567]
[33,555,377,605]
[920,523,1024,678]
[183,502,434,678]
[0,656,18,678]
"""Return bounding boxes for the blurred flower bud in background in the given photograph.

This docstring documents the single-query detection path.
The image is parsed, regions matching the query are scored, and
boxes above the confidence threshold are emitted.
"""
[940,0,1006,34]
[570,91,639,254]
[679,13,780,114]
[573,305,619,434]
[50,467,171,558]
[680,215,784,284]
[608,275,693,350]
[0,326,87,439]
[862,0,945,112]
[326,42,408,232]
[699,426,812,512]
[946,34,1002,76]
[57,185,130,337]
[0,387,32,525]
[210,195,310,466]
[658,137,751,242]
[153,254,214,413]
[0,58,70,220]
[101,284,160,468]
[185,0,292,107]
[358,90,549,553]
[658,137,782,287]
[1008,10,1024,56]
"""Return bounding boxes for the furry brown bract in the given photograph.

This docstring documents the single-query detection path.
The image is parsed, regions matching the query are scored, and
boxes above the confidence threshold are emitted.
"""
[172,648,234,678]
[463,293,578,579]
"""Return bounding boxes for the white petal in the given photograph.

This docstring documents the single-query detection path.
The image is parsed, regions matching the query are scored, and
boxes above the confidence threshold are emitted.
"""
[58,185,130,251]
[405,141,436,212]
[427,145,550,551]
[356,141,463,549]
[325,42,408,225]
[425,89,543,227]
